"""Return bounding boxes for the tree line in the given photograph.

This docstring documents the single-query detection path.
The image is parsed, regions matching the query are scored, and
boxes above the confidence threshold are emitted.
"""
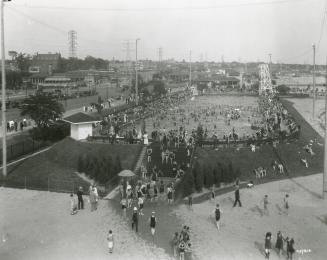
[176,160,241,199]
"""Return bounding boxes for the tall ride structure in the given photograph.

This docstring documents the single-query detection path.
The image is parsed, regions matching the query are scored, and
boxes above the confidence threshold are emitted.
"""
[259,63,274,95]
[68,30,77,58]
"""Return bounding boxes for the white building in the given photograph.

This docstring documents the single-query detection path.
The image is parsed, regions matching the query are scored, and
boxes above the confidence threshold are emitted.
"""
[62,112,100,140]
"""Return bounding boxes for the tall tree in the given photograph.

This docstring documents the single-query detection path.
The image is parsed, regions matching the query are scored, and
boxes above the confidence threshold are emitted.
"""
[20,92,64,128]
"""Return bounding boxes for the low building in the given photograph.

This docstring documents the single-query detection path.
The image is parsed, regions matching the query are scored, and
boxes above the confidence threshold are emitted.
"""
[29,53,61,75]
[62,112,100,140]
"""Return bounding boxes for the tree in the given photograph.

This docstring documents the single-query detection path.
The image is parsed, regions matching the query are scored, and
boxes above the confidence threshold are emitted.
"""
[16,53,31,73]
[276,85,290,95]
[151,80,167,97]
[21,92,64,128]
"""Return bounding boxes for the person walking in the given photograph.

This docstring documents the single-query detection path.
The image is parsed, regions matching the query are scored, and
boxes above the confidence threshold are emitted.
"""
[264,232,272,259]
[89,189,97,212]
[76,187,84,210]
[213,204,222,230]
[284,194,289,214]
[138,196,144,216]
[263,195,269,215]
[121,198,127,218]
[286,237,295,259]
[275,231,283,257]
[233,186,242,207]
[178,240,186,260]
[70,193,77,215]
[132,207,139,233]
[188,195,193,209]
[167,186,173,204]
[107,230,114,254]
[149,212,158,241]
[211,187,215,200]
[172,232,179,257]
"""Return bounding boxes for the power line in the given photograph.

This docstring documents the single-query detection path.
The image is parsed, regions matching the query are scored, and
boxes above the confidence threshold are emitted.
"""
[11,0,309,12]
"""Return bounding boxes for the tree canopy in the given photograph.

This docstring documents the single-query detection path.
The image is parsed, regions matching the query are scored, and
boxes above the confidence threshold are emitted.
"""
[20,92,64,128]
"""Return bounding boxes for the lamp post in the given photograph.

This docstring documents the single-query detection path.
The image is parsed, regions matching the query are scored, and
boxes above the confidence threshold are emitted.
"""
[1,0,9,177]
[189,50,192,87]
[312,44,316,120]
[135,38,140,106]
[324,55,327,199]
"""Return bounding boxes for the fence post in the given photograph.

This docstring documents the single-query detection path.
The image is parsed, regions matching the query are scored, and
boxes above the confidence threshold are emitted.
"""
[24,176,26,190]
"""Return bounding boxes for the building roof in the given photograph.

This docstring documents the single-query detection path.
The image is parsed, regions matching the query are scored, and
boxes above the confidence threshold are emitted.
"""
[62,112,100,124]
[34,53,61,61]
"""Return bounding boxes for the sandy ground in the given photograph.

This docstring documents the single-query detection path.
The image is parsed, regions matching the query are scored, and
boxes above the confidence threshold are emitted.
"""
[286,98,325,137]
[173,174,327,260]
[0,188,172,260]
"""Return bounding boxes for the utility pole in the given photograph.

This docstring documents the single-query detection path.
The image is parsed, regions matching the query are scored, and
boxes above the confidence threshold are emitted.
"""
[312,44,316,120]
[189,50,192,87]
[135,38,140,106]
[324,55,327,199]
[1,0,8,177]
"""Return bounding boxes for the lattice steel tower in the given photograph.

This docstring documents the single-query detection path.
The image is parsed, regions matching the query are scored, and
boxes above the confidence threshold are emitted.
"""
[259,63,274,95]
[68,30,77,58]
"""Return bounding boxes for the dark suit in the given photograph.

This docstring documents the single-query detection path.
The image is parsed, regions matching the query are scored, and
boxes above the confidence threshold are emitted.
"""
[233,189,242,207]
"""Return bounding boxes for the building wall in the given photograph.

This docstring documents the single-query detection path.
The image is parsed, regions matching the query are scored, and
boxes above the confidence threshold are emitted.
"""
[70,124,79,140]
[70,123,93,140]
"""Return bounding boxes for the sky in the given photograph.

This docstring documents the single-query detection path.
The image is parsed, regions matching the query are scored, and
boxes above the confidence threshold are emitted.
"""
[3,0,327,64]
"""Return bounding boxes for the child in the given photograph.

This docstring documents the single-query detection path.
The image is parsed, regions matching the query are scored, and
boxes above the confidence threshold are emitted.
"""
[275,231,283,257]
[284,194,289,213]
[263,195,269,215]
[172,232,179,257]
[264,232,272,259]
[138,196,144,215]
[211,187,215,200]
[70,193,77,215]
[213,204,222,230]
[121,198,127,218]
[179,240,186,260]
[107,230,114,253]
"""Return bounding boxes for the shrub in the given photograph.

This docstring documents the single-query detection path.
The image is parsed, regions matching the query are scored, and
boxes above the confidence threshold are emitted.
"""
[193,162,203,192]
[77,155,84,173]
[203,164,213,188]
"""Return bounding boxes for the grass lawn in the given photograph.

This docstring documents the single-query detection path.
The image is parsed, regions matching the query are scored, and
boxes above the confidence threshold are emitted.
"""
[195,144,280,181]
[0,137,142,193]
[194,98,324,185]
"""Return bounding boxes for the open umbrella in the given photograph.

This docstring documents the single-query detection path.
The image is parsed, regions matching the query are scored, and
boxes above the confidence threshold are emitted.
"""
[118,169,135,178]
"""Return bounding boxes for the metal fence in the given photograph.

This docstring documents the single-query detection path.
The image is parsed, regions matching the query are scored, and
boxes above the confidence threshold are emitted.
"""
[0,174,122,197]
[0,139,48,164]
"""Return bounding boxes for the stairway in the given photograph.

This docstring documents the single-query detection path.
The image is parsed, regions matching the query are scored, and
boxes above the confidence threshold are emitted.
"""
[133,145,147,174]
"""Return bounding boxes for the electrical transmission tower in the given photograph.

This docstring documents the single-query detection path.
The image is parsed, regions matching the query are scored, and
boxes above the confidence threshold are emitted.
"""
[68,30,77,58]
[122,40,134,75]
[157,47,163,72]
[259,63,274,95]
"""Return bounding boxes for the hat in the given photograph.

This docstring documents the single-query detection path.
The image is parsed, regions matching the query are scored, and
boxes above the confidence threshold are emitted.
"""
[152,211,155,214]
[79,186,83,191]
[133,207,137,211]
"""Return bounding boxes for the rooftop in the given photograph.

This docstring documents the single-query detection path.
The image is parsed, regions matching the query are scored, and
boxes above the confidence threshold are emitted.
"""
[62,112,100,124]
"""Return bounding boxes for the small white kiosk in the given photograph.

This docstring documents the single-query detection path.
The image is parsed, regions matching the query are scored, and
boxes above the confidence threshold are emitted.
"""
[62,112,100,140]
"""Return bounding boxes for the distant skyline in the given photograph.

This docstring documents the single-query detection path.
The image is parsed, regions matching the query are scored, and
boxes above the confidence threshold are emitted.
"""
[4,0,327,64]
